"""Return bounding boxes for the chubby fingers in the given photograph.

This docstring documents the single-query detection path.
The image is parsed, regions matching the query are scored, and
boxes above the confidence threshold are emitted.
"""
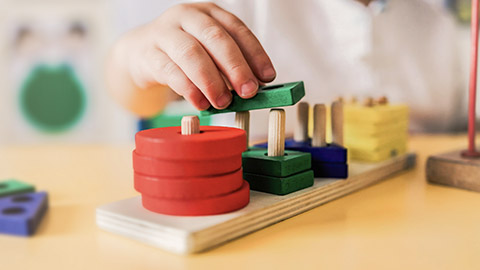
[180,10,259,99]
[144,48,212,111]
[154,27,233,109]
[202,3,276,83]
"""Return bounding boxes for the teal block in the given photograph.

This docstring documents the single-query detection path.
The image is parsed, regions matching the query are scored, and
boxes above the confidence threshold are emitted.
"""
[244,170,314,195]
[0,179,35,198]
[242,149,311,177]
[200,81,305,115]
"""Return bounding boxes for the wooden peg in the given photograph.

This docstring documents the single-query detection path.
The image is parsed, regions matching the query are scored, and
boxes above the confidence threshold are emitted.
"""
[363,97,375,107]
[350,96,358,104]
[268,109,285,157]
[336,96,344,103]
[181,116,200,135]
[331,101,344,146]
[377,96,388,105]
[235,111,250,146]
[312,104,327,147]
[294,102,309,142]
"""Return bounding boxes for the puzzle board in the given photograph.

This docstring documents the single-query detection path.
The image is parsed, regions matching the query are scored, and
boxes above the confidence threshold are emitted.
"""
[96,153,416,254]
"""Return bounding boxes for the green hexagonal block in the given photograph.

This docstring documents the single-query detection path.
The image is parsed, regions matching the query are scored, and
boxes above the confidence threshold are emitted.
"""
[242,149,311,177]
[0,179,35,198]
[244,170,314,195]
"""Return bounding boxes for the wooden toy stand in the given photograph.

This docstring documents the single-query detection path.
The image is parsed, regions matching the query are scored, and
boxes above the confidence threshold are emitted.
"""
[97,153,415,254]
[427,0,480,191]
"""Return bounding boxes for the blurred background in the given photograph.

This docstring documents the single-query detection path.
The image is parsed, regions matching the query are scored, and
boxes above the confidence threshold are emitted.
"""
[0,0,475,144]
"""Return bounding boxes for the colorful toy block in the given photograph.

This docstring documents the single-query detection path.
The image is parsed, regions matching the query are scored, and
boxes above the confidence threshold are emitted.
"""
[242,109,314,195]
[0,191,48,236]
[133,116,249,216]
[0,179,35,198]
[200,81,305,115]
[311,162,348,179]
[255,102,348,179]
[344,99,408,162]
[255,140,347,164]
[242,149,311,177]
[244,170,314,195]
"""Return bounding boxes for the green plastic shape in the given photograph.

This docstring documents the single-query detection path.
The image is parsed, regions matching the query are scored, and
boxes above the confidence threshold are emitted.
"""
[0,179,35,198]
[242,149,311,177]
[200,81,305,115]
[244,170,314,195]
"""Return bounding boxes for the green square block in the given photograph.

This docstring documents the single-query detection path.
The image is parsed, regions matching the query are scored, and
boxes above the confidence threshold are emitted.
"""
[200,81,305,115]
[0,179,35,198]
[242,149,311,177]
[244,170,314,195]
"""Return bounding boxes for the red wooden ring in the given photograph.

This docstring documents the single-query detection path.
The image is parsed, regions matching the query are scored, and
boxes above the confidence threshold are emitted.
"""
[134,169,244,199]
[132,150,242,177]
[141,180,250,216]
[135,126,246,160]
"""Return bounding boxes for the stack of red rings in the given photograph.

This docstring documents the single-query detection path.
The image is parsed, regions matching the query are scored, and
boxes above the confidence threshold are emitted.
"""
[133,125,250,216]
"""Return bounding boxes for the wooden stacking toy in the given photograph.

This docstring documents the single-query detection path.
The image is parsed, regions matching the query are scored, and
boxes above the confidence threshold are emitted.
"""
[242,109,314,195]
[133,116,250,216]
[254,101,348,178]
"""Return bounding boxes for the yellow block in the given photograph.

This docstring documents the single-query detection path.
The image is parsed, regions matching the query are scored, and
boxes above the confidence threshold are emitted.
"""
[344,104,409,162]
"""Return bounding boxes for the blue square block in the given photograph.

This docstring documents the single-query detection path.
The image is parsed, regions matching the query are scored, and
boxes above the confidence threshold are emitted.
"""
[0,191,49,236]
[254,139,347,163]
[312,162,348,179]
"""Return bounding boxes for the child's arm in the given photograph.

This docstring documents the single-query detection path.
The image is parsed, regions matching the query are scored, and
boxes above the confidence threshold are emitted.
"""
[106,2,276,117]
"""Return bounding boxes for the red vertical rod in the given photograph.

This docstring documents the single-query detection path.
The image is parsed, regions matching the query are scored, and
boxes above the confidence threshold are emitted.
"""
[464,0,480,157]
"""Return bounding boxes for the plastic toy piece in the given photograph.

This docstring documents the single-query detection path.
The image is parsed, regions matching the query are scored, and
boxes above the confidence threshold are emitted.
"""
[0,179,35,198]
[134,169,244,199]
[135,126,246,160]
[0,191,48,236]
[132,151,241,177]
[200,81,305,115]
[312,162,348,179]
[244,170,314,195]
[242,149,311,177]
[141,181,250,216]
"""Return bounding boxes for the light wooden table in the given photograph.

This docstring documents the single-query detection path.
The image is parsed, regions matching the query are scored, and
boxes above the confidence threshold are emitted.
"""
[0,135,479,270]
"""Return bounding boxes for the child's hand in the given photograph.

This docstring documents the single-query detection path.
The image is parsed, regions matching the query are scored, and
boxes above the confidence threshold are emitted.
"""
[111,2,276,113]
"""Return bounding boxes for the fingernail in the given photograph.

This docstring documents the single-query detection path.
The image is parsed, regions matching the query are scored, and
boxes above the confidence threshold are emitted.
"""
[198,98,210,110]
[216,92,232,108]
[241,80,258,98]
[262,66,276,80]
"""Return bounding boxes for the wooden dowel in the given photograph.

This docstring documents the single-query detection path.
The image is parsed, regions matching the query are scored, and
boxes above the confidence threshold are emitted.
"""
[235,111,250,146]
[377,96,388,105]
[293,102,309,142]
[181,116,200,135]
[363,97,375,107]
[331,101,344,146]
[268,109,285,157]
[312,104,327,147]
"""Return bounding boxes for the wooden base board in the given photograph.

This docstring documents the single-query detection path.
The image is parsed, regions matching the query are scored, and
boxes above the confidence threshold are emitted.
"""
[96,153,416,254]
[427,150,480,192]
